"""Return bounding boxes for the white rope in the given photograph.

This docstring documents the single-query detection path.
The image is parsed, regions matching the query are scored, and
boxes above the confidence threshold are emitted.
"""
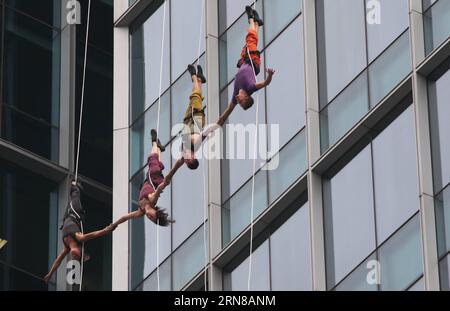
[190,0,208,291]
[247,0,259,292]
[154,0,168,292]
[73,0,91,292]
[75,0,91,184]
[198,0,209,292]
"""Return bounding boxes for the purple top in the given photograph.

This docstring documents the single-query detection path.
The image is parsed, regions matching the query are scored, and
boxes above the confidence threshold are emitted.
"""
[232,63,258,105]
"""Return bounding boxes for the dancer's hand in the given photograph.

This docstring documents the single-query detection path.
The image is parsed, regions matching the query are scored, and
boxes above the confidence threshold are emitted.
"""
[43,274,51,284]
[267,68,275,76]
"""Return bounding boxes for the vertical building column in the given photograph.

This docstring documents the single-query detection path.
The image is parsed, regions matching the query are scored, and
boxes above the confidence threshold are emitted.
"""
[56,0,77,291]
[409,0,440,291]
[113,0,130,291]
[303,0,326,291]
[205,0,223,291]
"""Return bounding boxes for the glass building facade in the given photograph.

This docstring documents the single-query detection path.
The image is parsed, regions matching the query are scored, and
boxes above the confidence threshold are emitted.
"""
[111,0,450,291]
[1,0,113,290]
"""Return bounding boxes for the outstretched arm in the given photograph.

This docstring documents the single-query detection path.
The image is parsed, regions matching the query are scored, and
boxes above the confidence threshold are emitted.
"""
[75,225,114,243]
[112,210,144,228]
[255,68,275,90]
[44,248,70,284]
[148,158,185,206]
[201,101,236,139]
[164,158,185,183]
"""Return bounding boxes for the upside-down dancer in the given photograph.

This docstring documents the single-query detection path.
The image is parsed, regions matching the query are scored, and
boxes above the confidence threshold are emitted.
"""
[44,181,115,284]
[111,130,183,229]
[214,6,275,128]
[179,64,208,170]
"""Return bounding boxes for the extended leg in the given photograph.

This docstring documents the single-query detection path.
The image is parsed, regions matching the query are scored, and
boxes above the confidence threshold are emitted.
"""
[75,225,114,243]
[151,129,165,156]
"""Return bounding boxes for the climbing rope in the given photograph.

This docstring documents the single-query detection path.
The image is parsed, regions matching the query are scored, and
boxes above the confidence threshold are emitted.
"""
[73,0,92,292]
[247,0,259,292]
[196,0,208,292]
[154,0,168,292]
[187,0,207,291]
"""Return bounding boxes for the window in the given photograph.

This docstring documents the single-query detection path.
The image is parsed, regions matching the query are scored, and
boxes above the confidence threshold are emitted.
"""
[324,146,376,287]
[265,16,305,149]
[372,105,419,243]
[171,0,205,80]
[172,224,208,290]
[130,3,170,121]
[263,0,302,44]
[324,105,420,289]
[224,201,311,290]
[2,9,60,161]
[0,159,58,290]
[424,0,450,55]
[224,240,270,291]
[429,68,450,193]
[317,0,367,105]
[270,203,311,290]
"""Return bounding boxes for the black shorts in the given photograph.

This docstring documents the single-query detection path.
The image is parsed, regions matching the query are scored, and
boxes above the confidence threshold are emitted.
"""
[62,217,81,242]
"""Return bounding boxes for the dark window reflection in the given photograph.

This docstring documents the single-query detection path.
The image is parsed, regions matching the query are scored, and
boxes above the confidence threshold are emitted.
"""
[1,8,60,161]
[80,195,112,291]
[0,159,58,290]
[75,0,113,186]
[5,0,61,28]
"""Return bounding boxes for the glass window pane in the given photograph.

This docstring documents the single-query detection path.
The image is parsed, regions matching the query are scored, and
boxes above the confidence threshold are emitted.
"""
[320,71,369,152]
[368,31,411,107]
[423,0,438,11]
[140,257,172,291]
[172,141,209,249]
[219,0,257,34]
[335,253,378,291]
[80,195,113,290]
[439,255,450,291]
[173,224,208,290]
[379,215,423,291]
[372,105,419,243]
[1,106,59,161]
[265,17,305,148]
[225,240,270,291]
[130,3,170,121]
[270,204,311,290]
[2,9,60,161]
[130,91,170,176]
[317,0,367,105]
[263,0,302,43]
[408,277,425,291]
[0,262,56,291]
[424,0,450,55]
[6,0,61,27]
[0,160,58,289]
[323,146,376,288]
[222,170,268,246]
[366,0,409,62]
[435,186,450,257]
[429,69,450,193]
[268,130,307,204]
[171,0,206,80]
